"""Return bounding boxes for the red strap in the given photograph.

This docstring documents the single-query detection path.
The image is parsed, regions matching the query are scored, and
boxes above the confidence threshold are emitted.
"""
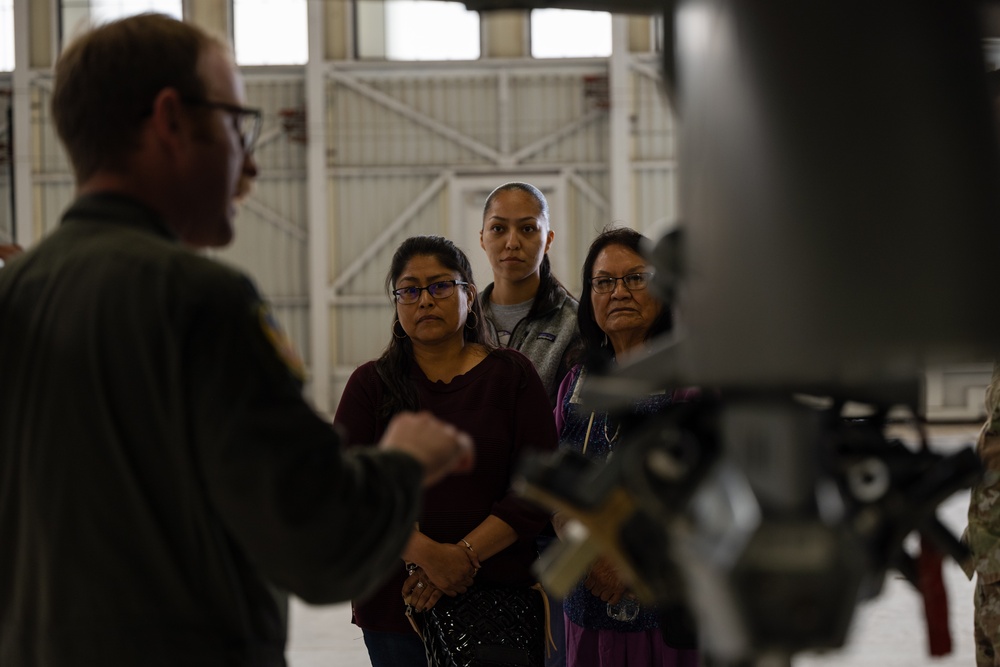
[917,535,952,656]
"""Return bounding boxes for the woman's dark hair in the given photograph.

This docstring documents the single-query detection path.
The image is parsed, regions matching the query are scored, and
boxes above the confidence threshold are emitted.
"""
[482,182,550,223]
[375,235,494,420]
[481,182,569,316]
[577,226,673,367]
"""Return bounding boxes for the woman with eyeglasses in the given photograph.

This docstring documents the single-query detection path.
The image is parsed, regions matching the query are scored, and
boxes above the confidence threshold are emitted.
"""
[553,227,699,667]
[334,235,558,667]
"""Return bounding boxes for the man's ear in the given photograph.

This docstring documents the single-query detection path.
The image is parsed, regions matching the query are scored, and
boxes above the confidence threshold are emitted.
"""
[147,87,187,153]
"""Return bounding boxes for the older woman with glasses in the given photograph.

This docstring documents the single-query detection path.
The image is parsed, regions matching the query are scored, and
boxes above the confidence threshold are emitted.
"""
[335,235,558,667]
[552,227,699,667]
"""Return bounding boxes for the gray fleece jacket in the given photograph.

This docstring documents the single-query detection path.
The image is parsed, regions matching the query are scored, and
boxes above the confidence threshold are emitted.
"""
[481,280,582,406]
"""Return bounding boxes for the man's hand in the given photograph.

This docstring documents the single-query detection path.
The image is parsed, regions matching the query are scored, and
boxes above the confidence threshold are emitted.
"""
[379,411,474,487]
[0,243,23,268]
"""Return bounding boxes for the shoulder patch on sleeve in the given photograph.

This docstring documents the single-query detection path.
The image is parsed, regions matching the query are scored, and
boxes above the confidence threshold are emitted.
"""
[536,332,557,342]
[258,304,306,381]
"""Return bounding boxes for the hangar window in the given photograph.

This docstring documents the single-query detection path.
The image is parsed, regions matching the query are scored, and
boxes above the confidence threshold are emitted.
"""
[531,9,611,59]
[0,0,11,71]
[234,0,308,65]
[61,0,182,44]
[356,0,480,61]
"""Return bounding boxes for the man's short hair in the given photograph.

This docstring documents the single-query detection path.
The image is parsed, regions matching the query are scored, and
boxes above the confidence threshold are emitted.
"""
[51,13,226,183]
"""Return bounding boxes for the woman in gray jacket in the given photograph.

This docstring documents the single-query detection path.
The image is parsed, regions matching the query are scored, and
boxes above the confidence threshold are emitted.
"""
[479,182,582,407]
[479,182,582,667]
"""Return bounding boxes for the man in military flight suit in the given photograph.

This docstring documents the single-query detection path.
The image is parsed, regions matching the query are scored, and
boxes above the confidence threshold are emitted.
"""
[0,14,474,666]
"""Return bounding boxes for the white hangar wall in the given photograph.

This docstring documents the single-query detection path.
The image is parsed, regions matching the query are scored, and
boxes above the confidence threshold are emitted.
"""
[5,2,675,415]
[4,1,990,419]
[320,53,677,408]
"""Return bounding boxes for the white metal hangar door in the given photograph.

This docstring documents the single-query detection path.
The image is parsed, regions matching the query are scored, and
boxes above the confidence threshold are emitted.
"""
[324,61,618,408]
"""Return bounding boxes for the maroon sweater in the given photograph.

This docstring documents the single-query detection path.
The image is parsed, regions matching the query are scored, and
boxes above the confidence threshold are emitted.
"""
[334,349,558,633]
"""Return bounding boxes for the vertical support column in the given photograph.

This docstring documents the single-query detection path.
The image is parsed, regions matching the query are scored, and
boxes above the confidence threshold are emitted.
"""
[12,0,33,246]
[497,69,510,157]
[332,0,353,60]
[185,0,229,38]
[482,10,528,58]
[608,14,632,225]
[306,0,331,415]
[354,0,385,59]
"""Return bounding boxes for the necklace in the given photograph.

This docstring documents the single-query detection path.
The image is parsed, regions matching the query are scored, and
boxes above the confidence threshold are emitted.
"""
[603,416,620,445]
[583,412,620,456]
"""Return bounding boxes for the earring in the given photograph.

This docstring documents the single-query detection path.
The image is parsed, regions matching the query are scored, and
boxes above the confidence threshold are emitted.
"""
[601,333,609,348]
[465,310,480,330]
[392,320,408,340]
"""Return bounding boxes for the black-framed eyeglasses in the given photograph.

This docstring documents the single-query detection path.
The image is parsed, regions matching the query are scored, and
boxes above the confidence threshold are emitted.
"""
[589,272,654,294]
[392,280,469,305]
[182,97,263,154]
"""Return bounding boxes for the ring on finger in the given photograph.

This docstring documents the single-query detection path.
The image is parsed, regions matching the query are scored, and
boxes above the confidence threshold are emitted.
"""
[416,581,425,589]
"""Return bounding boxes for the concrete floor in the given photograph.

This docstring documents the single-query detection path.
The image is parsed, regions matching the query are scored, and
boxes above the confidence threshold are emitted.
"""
[287,424,982,667]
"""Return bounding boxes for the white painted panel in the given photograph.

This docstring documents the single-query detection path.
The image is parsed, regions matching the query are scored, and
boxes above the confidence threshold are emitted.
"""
[331,73,495,166]
[216,75,311,363]
[35,83,70,176]
[634,167,678,235]
[330,173,452,369]
[633,58,677,161]
[924,363,993,422]
[454,185,493,292]
[37,181,74,238]
[22,59,683,409]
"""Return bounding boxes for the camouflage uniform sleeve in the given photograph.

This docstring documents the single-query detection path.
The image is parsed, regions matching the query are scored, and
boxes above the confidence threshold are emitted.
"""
[968,362,1000,583]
